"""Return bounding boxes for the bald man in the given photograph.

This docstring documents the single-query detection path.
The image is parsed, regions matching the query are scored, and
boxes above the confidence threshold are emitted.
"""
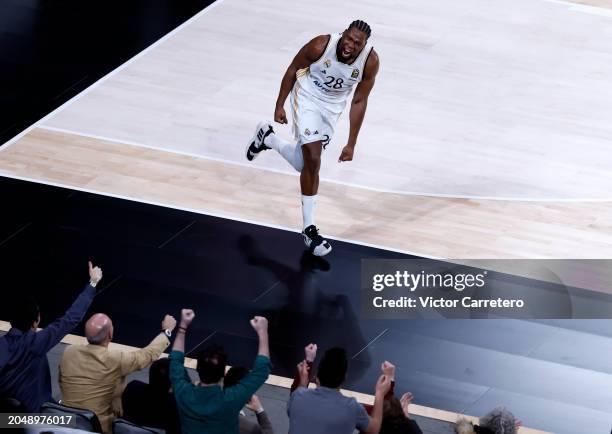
[85,313,114,345]
[59,313,176,434]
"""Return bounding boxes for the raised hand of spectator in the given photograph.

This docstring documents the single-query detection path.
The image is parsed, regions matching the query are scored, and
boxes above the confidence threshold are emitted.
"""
[375,374,392,397]
[251,316,270,358]
[180,309,195,329]
[297,360,310,387]
[246,394,264,413]
[88,261,103,286]
[381,360,395,381]
[400,392,413,418]
[162,315,177,332]
[250,316,268,335]
[305,343,317,362]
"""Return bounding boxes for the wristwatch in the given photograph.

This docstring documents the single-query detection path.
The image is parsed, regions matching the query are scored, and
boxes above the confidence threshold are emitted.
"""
[162,329,172,338]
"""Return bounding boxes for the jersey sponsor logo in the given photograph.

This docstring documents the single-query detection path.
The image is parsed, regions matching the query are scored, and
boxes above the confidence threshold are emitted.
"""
[351,68,359,78]
[312,79,332,92]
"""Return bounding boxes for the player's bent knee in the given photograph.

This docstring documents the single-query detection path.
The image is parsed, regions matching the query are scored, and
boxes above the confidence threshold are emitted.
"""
[302,141,323,163]
[303,154,321,172]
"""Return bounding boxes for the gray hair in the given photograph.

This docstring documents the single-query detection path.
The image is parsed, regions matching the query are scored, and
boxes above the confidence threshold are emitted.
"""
[87,323,110,345]
[455,417,476,434]
[479,407,518,434]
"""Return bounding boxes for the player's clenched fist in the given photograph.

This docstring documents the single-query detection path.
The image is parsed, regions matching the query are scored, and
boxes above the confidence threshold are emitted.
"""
[338,145,354,162]
[274,106,288,124]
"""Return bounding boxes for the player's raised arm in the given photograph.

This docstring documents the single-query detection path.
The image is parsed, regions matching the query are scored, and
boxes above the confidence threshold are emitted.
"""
[339,49,380,162]
[274,35,330,124]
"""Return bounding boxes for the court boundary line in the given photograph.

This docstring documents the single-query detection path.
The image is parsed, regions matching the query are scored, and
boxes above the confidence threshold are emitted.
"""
[569,3,612,16]
[33,125,612,203]
[0,171,440,260]
[0,0,610,203]
[542,0,612,16]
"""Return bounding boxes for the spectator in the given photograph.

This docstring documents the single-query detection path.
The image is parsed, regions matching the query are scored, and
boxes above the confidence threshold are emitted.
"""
[224,366,274,434]
[287,344,391,434]
[0,262,102,412]
[169,309,271,434]
[122,358,185,434]
[455,407,520,434]
[380,392,422,434]
[361,361,395,415]
[365,361,422,434]
[289,344,318,392]
[480,408,520,434]
[59,313,176,433]
[455,418,493,434]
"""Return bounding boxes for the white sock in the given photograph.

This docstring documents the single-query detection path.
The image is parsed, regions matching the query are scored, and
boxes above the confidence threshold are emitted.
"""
[301,194,316,229]
[267,134,304,172]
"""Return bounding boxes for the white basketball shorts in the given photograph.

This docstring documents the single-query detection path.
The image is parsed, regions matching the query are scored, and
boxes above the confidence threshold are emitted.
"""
[290,82,342,149]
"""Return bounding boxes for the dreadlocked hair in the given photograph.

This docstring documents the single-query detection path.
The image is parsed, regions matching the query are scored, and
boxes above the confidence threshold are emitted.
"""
[349,20,371,38]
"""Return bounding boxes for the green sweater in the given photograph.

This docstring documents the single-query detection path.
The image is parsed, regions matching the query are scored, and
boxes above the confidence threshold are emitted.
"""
[169,350,271,434]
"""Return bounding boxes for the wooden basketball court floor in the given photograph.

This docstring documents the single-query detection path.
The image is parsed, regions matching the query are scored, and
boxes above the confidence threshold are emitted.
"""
[2,0,612,262]
[1,0,612,432]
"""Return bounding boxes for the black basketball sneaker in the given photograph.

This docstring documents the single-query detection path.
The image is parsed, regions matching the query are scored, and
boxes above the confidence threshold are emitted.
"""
[246,121,273,161]
[302,225,332,256]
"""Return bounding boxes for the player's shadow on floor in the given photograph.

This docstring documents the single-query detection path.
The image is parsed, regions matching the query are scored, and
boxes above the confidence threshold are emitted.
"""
[237,235,371,380]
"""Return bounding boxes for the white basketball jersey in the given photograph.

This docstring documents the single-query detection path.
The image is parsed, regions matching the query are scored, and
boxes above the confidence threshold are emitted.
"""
[296,33,373,114]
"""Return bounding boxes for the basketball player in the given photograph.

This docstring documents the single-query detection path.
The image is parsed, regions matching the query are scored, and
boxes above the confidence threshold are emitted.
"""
[246,20,379,256]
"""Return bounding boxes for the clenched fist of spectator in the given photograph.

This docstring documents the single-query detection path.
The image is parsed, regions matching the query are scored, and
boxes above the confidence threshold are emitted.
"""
[250,316,268,334]
[305,343,318,362]
[180,309,195,328]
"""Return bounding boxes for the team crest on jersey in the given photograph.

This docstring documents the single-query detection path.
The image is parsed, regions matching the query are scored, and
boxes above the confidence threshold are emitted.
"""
[324,59,331,68]
[305,128,311,136]
[351,68,359,78]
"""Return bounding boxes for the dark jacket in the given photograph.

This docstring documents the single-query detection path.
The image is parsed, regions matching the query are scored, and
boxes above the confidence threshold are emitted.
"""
[239,410,274,434]
[0,284,96,411]
[122,380,181,434]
